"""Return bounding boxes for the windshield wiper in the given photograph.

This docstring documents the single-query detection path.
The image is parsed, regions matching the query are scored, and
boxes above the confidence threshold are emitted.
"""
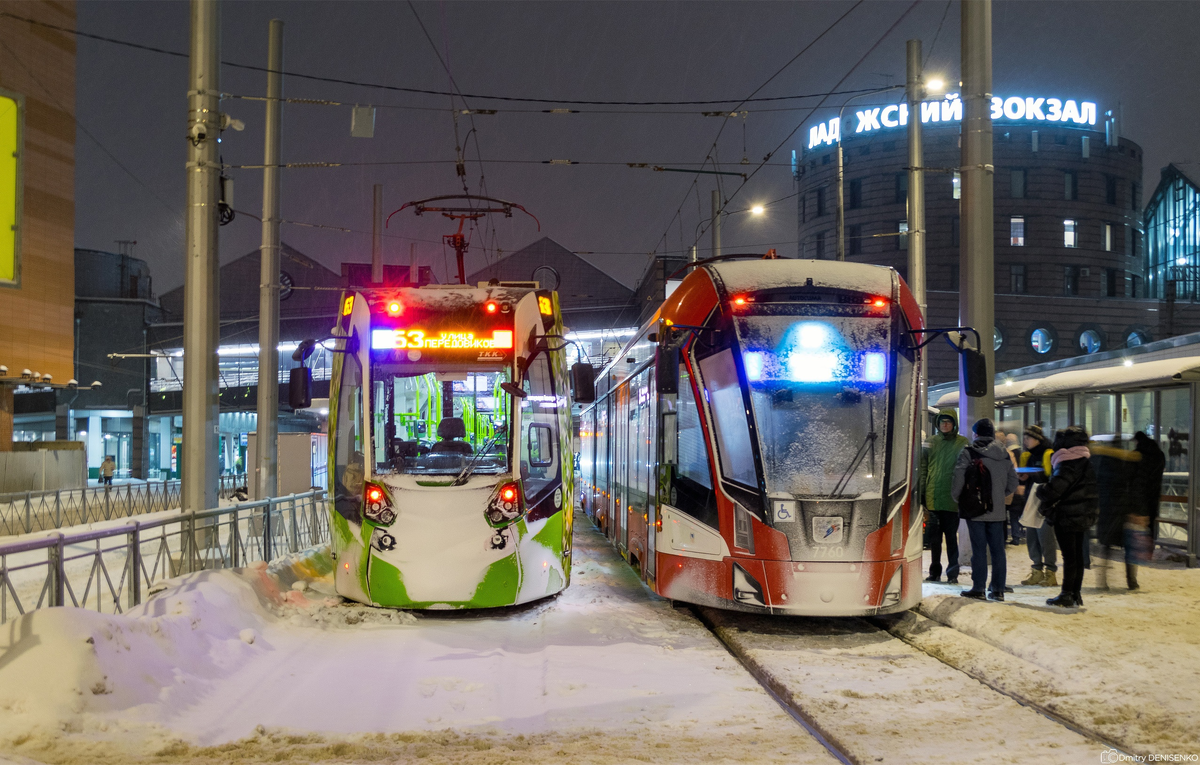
[830,403,877,498]
[451,435,499,486]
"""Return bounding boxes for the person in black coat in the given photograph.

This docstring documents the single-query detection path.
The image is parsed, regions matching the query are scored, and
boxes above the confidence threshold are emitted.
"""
[1128,431,1166,590]
[1091,437,1141,590]
[1036,427,1099,607]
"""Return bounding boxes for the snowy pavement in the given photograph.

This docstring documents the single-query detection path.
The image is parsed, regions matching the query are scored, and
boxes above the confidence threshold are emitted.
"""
[913,543,1200,757]
[0,516,838,764]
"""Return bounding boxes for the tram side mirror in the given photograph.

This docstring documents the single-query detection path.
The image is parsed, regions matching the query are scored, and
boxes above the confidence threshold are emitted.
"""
[571,362,596,404]
[656,344,680,395]
[500,381,527,399]
[289,366,312,409]
[961,347,989,398]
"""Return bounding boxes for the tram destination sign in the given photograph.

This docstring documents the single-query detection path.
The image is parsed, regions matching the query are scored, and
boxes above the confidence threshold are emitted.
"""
[807,94,1102,149]
[371,327,515,352]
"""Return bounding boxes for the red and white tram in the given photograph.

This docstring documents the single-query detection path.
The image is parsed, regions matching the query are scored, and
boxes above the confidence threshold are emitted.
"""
[578,257,931,616]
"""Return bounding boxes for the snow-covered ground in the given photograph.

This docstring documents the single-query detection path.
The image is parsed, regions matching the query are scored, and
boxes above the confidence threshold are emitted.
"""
[911,543,1200,756]
[0,517,838,764]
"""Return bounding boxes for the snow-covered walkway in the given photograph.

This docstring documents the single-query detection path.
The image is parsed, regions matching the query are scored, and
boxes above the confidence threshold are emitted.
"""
[0,517,837,764]
[910,544,1200,756]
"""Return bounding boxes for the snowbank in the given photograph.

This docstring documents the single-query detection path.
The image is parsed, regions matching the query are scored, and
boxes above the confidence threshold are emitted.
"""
[0,527,838,764]
[916,545,1200,755]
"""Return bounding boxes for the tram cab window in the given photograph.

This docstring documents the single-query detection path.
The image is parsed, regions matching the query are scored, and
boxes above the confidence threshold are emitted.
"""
[668,366,719,529]
[369,365,511,478]
[333,343,365,523]
[698,348,757,487]
[735,314,891,500]
[521,353,562,502]
[889,344,916,494]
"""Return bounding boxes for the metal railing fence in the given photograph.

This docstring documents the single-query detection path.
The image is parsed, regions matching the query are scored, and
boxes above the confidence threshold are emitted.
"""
[0,474,248,537]
[0,490,327,625]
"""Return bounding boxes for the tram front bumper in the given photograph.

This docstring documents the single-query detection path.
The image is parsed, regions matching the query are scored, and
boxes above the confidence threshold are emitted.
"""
[749,557,921,616]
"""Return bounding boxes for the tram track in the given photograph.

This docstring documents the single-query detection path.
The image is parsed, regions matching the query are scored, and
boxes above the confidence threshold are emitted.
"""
[691,604,1119,764]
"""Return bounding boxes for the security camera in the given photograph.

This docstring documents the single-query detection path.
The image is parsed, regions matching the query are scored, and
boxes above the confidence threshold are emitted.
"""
[189,123,207,142]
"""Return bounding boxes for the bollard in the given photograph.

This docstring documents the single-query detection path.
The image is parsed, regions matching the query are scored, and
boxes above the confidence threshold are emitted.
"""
[289,497,298,553]
[127,523,142,608]
[262,499,273,563]
[48,534,65,607]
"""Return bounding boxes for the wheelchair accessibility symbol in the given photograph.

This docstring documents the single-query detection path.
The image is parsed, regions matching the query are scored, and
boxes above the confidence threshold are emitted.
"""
[773,500,797,523]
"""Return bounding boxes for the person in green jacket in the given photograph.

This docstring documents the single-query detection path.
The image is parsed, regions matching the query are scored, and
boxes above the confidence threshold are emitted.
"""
[919,409,969,582]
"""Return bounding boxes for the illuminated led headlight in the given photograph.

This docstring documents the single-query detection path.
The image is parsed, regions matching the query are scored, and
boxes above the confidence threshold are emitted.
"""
[882,566,903,607]
[363,482,396,525]
[485,481,524,528]
[732,563,766,608]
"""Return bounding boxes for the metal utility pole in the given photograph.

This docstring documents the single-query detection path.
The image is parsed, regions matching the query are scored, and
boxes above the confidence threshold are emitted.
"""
[958,0,995,430]
[711,190,722,258]
[906,39,928,411]
[255,18,283,503]
[836,132,846,261]
[182,0,221,565]
[371,184,384,283]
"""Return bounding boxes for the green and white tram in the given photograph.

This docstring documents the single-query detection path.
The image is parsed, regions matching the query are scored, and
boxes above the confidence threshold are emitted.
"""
[318,281,588,609]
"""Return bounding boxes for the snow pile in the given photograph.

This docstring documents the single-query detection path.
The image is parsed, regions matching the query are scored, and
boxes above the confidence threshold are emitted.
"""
[0,526,838,764]
[916,545,1200,754]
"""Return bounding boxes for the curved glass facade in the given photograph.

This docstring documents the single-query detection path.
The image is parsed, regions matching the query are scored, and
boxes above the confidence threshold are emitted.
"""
[1147,166,1200,300]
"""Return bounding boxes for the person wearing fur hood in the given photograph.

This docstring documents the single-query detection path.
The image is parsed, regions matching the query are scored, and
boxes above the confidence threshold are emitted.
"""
[1036,427,1099,607]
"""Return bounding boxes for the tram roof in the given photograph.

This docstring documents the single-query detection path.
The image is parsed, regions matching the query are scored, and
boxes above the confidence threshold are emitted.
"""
[707,259,896,297]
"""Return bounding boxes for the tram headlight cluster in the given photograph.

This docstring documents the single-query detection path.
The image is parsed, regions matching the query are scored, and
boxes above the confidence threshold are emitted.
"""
[363,482,397,525]
[486,481,524,528]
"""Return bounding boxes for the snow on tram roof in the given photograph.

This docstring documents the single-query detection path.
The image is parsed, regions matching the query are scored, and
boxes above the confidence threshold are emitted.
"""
[708,259,896,296]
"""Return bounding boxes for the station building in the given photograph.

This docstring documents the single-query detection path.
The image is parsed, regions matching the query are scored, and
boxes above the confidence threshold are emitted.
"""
[797,91,1200,385]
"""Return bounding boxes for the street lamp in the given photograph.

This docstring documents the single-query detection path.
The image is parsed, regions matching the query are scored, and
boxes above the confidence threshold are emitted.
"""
[751,205,765,216]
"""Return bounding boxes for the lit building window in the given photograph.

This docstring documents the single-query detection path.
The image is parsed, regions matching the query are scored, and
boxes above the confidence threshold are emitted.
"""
[1031,328,1054,354]
[1104,223,1113,252]
[1064,219,1078,248]
[1079,329,1102,354]
[952,171,961,200]
[1010,216,1025,246]
[897,220,908,250]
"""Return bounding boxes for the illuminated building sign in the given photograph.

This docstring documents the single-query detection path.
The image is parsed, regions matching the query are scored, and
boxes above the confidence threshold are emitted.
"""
[371,328,515,351]
[807,95,1099,149]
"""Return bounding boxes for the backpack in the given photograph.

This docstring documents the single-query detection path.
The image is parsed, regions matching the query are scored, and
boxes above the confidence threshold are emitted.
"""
[958,448,993,519]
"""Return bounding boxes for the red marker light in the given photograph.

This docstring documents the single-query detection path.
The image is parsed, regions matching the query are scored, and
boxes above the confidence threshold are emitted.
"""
[733,296,747,306]
[368,487,383,502]
[501,486,517,502]
[485,301,499,314]
[386,301,403,316]
[872,298,887,308]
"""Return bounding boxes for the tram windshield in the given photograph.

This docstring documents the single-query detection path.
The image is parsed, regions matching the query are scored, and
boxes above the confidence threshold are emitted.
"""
[729,314,892,499]
[370,365,512,477]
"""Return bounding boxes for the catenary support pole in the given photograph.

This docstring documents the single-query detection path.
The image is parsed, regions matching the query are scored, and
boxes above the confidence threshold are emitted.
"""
[906,39,928,411]
[711,190,721,258]
[836,132,846,261]
[958,0,995,432]
[371,184,383,283]
[256,18,284,503]
[182,0,221,570]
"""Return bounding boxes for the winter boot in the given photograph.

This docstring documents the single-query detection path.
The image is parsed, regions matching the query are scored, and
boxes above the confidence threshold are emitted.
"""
[1021,569,1045,586]
[1042,570,1058,587]
[1126,564,1140,591]
[1046,592,1074,607]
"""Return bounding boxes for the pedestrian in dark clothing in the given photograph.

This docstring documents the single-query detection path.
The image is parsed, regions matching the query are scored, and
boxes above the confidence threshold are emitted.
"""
[1092,437,1141,591]
[952,418,1019,601]
[919,409,970,583]
[1019,425,1058,587]
[1127,431,1166,590]
[1037,427,1099,607]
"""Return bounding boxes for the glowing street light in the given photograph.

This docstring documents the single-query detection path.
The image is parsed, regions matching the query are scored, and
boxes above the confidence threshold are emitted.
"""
[926,77,946,94]
[751,205,765,216]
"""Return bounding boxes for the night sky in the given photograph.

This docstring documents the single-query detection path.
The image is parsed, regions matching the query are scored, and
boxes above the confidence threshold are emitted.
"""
[72,1,1200,294]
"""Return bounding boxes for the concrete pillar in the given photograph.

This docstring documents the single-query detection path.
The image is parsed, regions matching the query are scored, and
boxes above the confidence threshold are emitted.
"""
[86,414,102,479]
[159,417,173,472]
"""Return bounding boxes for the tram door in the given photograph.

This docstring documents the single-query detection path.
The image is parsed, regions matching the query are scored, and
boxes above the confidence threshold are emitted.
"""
[614,384,630,552]
[644,367,657,580]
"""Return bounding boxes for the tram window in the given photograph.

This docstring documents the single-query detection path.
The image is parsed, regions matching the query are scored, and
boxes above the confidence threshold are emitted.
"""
[698,348,757,488]
[736,315,890,499]
[333,345,365,524]
[672,366,719,528]
[370,366,512,478]
[888,346,915,492]
[528,423,554,467]
[521,354,561,501]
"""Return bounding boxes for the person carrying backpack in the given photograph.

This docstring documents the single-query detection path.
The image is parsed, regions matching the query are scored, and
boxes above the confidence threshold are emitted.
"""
[919,409,970,583]
[951,418,1019,601]
[1037,426,1099,607]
